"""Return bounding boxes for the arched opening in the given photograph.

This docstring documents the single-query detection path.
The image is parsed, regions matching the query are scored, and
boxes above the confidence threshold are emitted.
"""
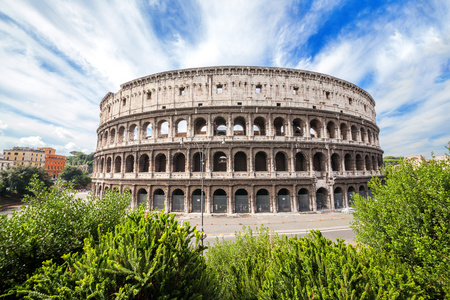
[316,188,327,210]
[367,129,372,144]
[295,152,307,171]
[138,189,147,206]
[233,117,246,136]
[213,152,227,171]
[256,189,270,212]
[214,117,227,136]
[372,155,377,171]
[292,118,305,136]
[275,152,287,171]
[173,153,186,172]
[100,158,104,173]
[153,189,165,211]
[334,187,343,209]
[143,122,152,138]
[176,119,187,137]
[129,124,138,141]
[125,155,134,173]
[155,153,166,172]
[356,154,363,171]
[340,123,348,140]
[139,154,149,172]
[348,186,356,206]
[103,132,108,146]
[235,189,249,213]
[326,121,336,139]
[351,125,358,141]
[368,188,372,198]
[359,185,366,198]
[345,154,353,171]
[114,156,121,173]
[234,152,247,171]
[255,151,267,171]
[172,189,184,212]
[360,128,366,143]
[118,126,125,142]
[331,153,340,171]
[253,117,266,136]
[194,118,207,135]
[298,188,310,211]
[106,157,112,172]
[213,189,227,213]
[192,152,205,172]
[365,155,371,171]
[277,188,291,212]
[110,128,116,144]
[273,117,285,136]
[158,120,169,138]
[310,119,321,138]
[192,189,205,212]
[313,152,325,171]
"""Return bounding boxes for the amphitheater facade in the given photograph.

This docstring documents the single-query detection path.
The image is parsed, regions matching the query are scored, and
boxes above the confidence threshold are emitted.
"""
[92,66,383,214]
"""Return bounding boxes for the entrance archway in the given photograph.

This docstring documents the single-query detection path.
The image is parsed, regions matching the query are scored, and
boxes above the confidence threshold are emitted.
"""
[277,188,291,212]
[235,189,249,213]
[213,189,227,213]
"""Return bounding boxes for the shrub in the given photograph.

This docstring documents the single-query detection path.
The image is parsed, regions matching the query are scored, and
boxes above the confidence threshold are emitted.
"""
[351,155,450,297]
[0,176,131,295]
[17,209,219,299]
[0,165,52,196]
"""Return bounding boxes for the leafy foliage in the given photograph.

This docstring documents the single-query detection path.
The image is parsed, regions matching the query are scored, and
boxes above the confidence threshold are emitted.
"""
[0,165,52,195]
[0,177,131,295]
[383,155,403,166]
[352,155,450,297]
[207,228,425,299]
[65,151,94,169]
[59,165,92,188]
[17,209,220,299]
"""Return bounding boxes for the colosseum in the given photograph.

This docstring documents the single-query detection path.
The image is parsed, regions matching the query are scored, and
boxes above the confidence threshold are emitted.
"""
[92,66,383,214]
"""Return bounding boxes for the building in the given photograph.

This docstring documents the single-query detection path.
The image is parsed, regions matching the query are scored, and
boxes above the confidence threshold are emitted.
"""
[38,147,66,179]
[0,155,14,170]
[92,66,383,214]
[2,147,45,168]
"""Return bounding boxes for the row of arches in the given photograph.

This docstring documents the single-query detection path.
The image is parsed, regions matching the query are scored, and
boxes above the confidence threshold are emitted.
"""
[96,185,370,213]
[96,150,382,174]
[97,115,379,148]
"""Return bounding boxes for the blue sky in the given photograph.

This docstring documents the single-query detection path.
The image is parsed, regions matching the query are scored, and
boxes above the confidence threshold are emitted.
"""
[0,0,449,157]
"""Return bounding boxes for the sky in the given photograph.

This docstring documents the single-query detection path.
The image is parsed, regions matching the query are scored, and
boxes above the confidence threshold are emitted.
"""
[0,0,449,157]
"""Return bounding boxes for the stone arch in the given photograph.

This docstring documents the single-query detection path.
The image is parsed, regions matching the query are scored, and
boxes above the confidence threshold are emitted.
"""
[316,187,328,210]
[99,157,104,173]
[360,127,366,143]
[213,189,227,213]
[372,155,377,171]
[356,154,363,170]
[129,124,138,141]
[194,118,207,135]
[277,188,291,212]
[125,154,134,173]
[153,189,165,210]
[298,188,310,211]
[192,189,205,212]
[139,154,149,172]
[192,151,205,172]
[359,185,366,198]
[340,123,348,140]
[344,153,353,171]
[118,126,125,142]
[106,157,112,172]
[273,117,285,136]
[155,153,166,172]
[351,125,358,141]
[334,187,343,209]
[292,118,305,136]
[213,117,227,136]
[255,151,268,171]
[367,129,372,144]
[158,120,169,138]
[233,117,246,136]
[310,119,322,138]
[256,188,270,212]
[137,188,148,206]
[348,186,356,206]
[313,152,326,171]
[295,152,307,171]
[103,131,108,146]
[173,152,186,172]
[213,151,227,171]
[275,151,288,171]
[110,128,116,144]
[331,153,340,171]
[235,188,249,213]
[326,121,337,138]
[114,156,121,173]
[176,119,187,137]
[365,155,371,171]
[253,117,266,136]
[234,151,247,171]
[143,122,152,138]
[172,189,185,212]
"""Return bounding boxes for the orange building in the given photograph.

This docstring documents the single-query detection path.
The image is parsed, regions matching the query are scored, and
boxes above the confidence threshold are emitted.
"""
[38,147,66,179]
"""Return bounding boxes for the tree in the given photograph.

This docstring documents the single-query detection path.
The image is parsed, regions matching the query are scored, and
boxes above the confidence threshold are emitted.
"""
[0,165,52,195]
[351,152,450,297]
[65,151,94,171]
[59,165,91,188]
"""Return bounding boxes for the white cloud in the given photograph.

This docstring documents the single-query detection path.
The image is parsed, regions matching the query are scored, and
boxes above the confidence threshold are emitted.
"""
[18,136,46,148]
[0,120,7,133]
[53,126,74,140]
[64,142,78,152]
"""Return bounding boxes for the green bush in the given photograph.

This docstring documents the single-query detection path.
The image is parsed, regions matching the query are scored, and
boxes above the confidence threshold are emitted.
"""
[0,165,52,195]
[208,228,426,299]
[351,155,450,297]
[17,209,219,299]
[0,176,131,295]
